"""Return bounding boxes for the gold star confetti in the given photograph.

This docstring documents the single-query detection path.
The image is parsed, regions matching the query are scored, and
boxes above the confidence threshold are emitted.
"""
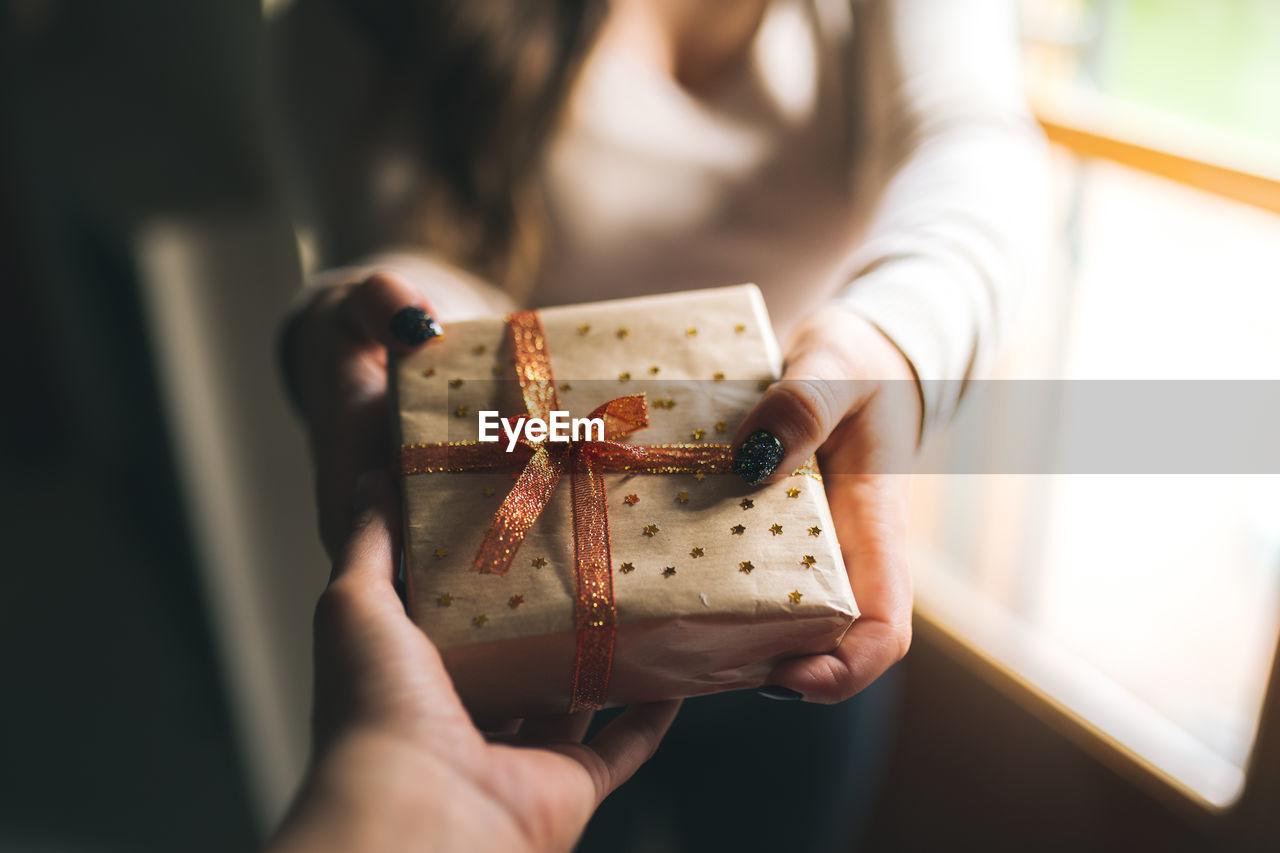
[422,367,436,378]
[685,327,698,337]
[616,327,630,339]
[693,472,706,482]
[434,547,448,559]
[713,371,726,381]
[619,371,631,381]
[508,595,524,609]
[577,324,591,335]
[809,526,822,537]
[788,590,803,604]
[690,546,704,558]
[739,561,754,574]
[454,405,469,418]
[560,382,573,392]
[662,566,677,577]
[481,486,496,497]
[531,556,548,569]
[643,523,660,537]
[691,428,705,440]
[449,377,464,388]
[624,493,640,505]
[715,421,727,432]
[740,499,754,510]
[491,363,504,376]
[473,614,489,626]
[801,555,816,567]
[619,562,635,574]
[472,344,486,355]
[735,324,746,333]
[770,523,784,536]
[436,593,453,607]
[676,491,690,504]
[786,487,801,498]
[730,524,746,535]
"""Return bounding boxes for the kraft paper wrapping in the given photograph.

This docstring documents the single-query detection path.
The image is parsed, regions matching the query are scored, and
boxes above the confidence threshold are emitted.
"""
[392,284,858,718]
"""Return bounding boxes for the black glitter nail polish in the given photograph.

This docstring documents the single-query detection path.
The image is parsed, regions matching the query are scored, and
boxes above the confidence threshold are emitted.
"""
[390,307,442,346]
[758,685,804,701]
[732,429,784,485]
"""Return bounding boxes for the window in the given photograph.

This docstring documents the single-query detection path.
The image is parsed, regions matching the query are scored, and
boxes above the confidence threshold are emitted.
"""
[910,0,1280,809]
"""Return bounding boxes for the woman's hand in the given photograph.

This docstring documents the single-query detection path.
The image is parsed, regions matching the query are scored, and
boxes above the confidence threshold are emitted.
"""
[271,471,681,853]
[281,260,512,557]
[731,304,920,703]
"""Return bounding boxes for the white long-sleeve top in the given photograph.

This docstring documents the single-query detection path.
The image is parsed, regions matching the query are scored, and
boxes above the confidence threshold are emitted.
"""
[276,0,1050,435]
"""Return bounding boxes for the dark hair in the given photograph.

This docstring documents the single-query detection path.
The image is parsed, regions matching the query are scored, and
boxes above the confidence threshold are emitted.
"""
[340,0,606,291]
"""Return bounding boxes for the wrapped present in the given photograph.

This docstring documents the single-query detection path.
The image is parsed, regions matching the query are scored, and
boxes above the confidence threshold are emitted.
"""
[392,284,857,719]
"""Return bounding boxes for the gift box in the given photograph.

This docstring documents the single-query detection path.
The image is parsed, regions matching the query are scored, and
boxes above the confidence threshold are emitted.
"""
[392,284,857,718]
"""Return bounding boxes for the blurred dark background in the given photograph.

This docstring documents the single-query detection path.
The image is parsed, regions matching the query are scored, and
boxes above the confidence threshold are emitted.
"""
[1,2,268,849]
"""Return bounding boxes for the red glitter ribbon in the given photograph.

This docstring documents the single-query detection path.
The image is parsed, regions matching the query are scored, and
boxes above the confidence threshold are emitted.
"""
[401,310,734,712]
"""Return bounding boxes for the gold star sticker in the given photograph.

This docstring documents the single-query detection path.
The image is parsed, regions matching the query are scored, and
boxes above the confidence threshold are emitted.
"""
[619,562,635,574]
[734,324,747,333]
[691,428,705,440]
[508,595,524,609]
[624,493,639,505]
[739,561,754,574]
[578,324,591,335]
[786,487,801,498]
[690,546,705,558]
[685,327,698,337]
[643,523,660,537]
[448,378,464,388]
[800,555,816,567]
[481,487,496,497]
[788,590,803,604]
[491,363,504,376]
[662,566,677,577]
[434,547,448,559]
[770,523,784,536]
[715,421,727,432]
[454,405,469,418]
[436,593,453,607]
[676,491,690,504]
[713,371,726,381]
[730,524,746,535]
[616,327,630,339]
[473,614,489,626]
[740,499,754,510]
[809,526,822,537]
[422,367,436,378]
[619,371,631,381]
[560,382,573,392]
[757,379,771,391]
[472,344,487,355]
[531,556,547,569]
[693,472,706,482]
[648,365,661,375]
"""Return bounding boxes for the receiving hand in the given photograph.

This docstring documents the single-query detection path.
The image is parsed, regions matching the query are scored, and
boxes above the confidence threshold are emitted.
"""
[270,470,681,853]
[731,304,920,703]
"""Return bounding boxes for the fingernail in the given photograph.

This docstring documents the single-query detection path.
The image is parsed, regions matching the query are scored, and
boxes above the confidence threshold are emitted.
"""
[390,306,442,346]
[732,429,784,485]
[757,685,804,701]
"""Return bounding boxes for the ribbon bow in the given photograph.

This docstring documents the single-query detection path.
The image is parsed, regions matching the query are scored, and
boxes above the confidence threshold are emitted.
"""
[401,310,735,711]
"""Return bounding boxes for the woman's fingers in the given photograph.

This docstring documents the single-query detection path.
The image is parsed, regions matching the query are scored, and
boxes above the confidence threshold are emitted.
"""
[337,269,443,353]
[327,469,401,594]
[763,472,913,703]
[515,711,596,745]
